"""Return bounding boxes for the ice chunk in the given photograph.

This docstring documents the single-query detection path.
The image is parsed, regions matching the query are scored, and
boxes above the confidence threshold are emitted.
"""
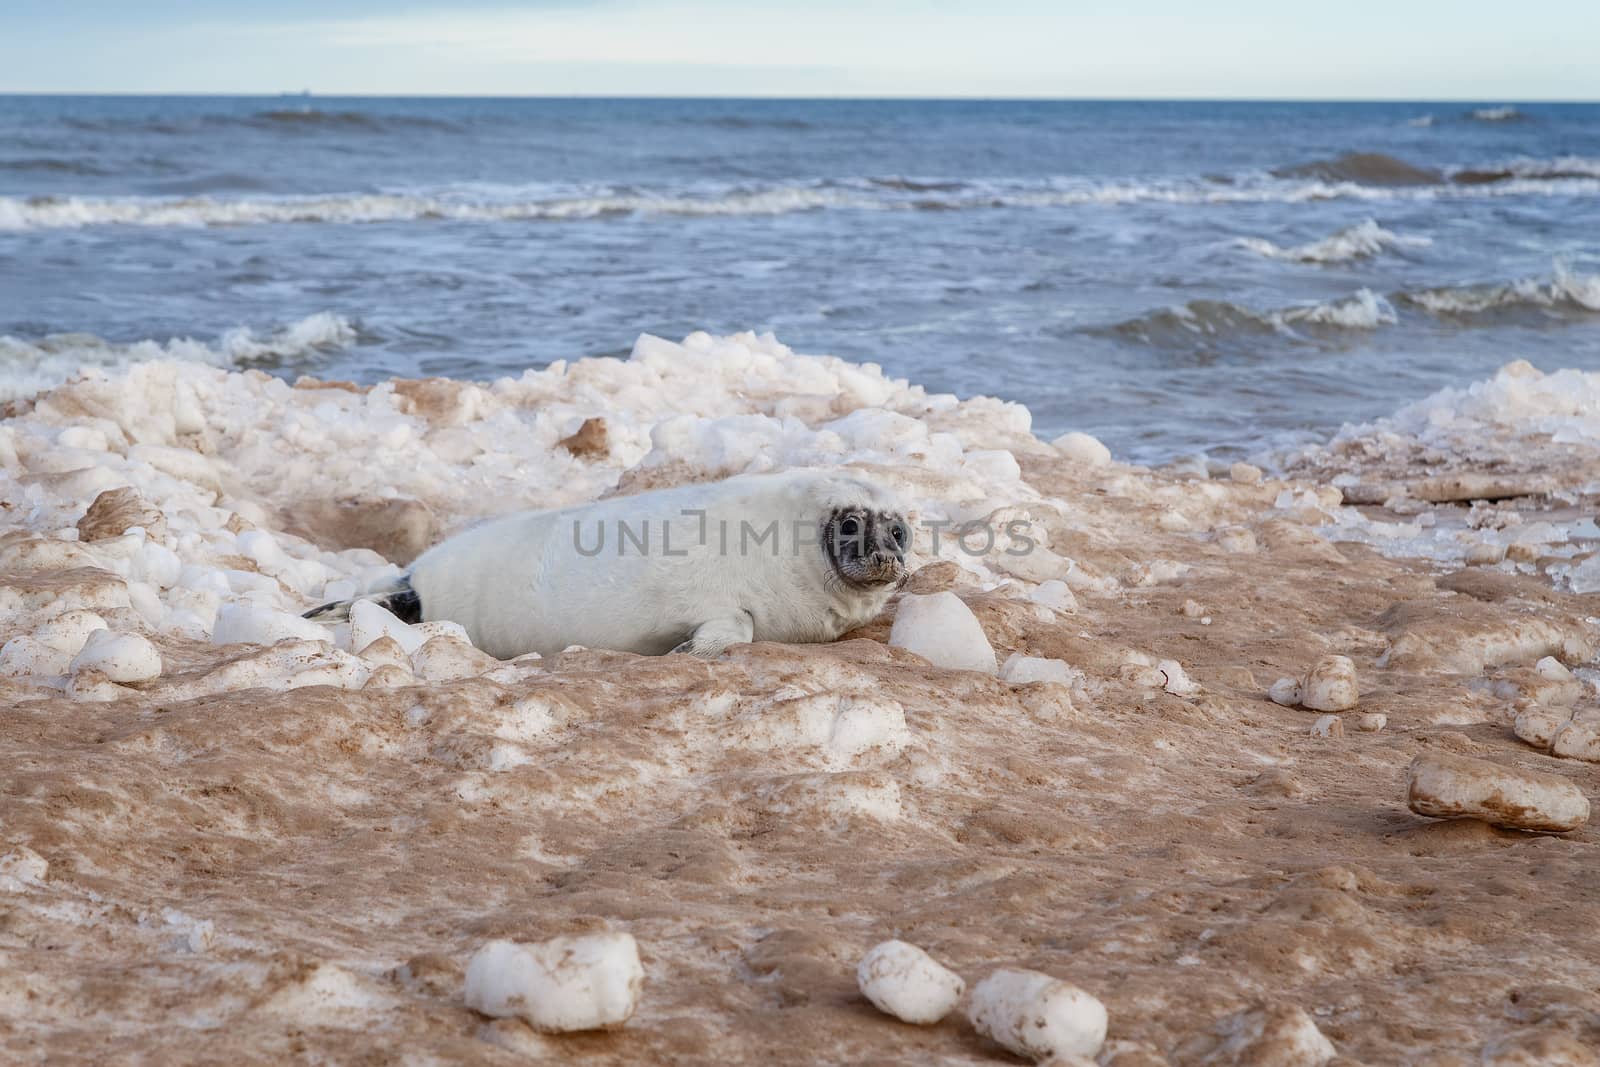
[127,443,221,494]
[1050,431,1112,468]
[999,653,1078,687]
[1550,720,1600,762]
[856,940,964,1024]
[236,530,291,574]
[33,609,110,656]
[410,635,497,682]
[162,640,371,698]
[1203,1003,1336,1066]
[1406,752,1588,832]
[1535,656,1575,682]
[349,598,426,655]
[1513,707,1571,750]
[888,592,996,674]
[362,664,414,689]
[0,635,72,678]
[212,604,330,647]
[1301,655,1358,711]
[1029,579,1077,613]
[464,933,644,1033]
[1267,677,1302,706]
[968,968,1107,1061]
[414,619,471,644]
[355,634,411,669]
[1157,659,1201,696]
[70,629,162,683]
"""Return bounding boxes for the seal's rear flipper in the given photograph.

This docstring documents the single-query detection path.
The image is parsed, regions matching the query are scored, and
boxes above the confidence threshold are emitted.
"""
[302,578,423,625]
[302,598,355,623]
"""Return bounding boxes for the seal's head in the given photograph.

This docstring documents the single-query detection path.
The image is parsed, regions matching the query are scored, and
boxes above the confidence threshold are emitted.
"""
[823,505,910,589]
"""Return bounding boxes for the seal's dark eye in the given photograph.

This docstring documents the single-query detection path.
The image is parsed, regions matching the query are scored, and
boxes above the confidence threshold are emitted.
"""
[839,516,861,538]
[891,521,908,547]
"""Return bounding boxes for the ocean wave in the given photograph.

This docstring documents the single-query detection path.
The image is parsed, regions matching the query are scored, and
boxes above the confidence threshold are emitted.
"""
[3,166,1597,230]
[0,157,109,176]
[60,109,460,136]
[1399,264,1600,319]
[247,108,461,132]
[1449,155,1600,185]
[1407,114,1437,128]
[1108,267,1600,348]
[1272,152,1443,187]
[1102,289,1396,347]
[0,312,355,403]
[696,115,815,131]
[62,116,188,135]
[866,176,969,193]
[0,187,864,228]
[1468,106,1526,122]
[1237,219,1431,263]
[1270,151,1600,189]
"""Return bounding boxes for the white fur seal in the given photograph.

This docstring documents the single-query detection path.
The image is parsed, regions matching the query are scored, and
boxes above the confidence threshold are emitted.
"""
[306,470,910,659]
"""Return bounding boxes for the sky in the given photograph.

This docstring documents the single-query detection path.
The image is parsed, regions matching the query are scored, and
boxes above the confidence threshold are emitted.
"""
[3,0,1596,99]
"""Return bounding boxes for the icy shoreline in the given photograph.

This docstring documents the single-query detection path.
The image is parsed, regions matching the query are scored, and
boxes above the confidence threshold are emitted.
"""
[3,333,1599,1063]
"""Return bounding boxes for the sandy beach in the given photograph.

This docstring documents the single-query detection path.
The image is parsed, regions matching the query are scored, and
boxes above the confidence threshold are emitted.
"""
[3,333,1598,1064]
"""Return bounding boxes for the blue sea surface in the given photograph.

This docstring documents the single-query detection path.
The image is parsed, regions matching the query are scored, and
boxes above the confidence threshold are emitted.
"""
[2,96,1598,460]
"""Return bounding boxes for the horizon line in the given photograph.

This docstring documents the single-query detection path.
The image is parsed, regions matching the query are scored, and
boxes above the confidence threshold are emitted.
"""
[1,91,1596,105]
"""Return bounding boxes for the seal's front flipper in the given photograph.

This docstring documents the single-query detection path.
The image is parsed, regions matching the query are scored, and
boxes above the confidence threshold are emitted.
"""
[670,612,754,659]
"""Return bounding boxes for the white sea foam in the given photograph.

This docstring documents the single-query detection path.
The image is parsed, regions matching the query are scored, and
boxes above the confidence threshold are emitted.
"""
[1238,219,1431,263]
[0,313,356,403]
[3,167,1598,230]
[1470,106,1523,122]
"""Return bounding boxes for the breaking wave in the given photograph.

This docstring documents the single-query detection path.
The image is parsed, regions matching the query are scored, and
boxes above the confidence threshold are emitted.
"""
[0,313,356,403]
[2,163,1597,231]
[1109,266,1600,349]
[1101,289,1397,348]
[1237,219,1432,263]
[1399,264,1600,319]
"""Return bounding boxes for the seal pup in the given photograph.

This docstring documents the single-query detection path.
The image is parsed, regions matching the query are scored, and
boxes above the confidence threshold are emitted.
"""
[305,470,910,659]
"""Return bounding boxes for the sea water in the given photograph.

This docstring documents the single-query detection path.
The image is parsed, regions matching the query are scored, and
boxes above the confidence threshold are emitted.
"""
[2,96,1597,462]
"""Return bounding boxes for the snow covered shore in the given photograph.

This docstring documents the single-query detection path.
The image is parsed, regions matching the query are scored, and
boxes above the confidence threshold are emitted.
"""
[2,334,1597,1063]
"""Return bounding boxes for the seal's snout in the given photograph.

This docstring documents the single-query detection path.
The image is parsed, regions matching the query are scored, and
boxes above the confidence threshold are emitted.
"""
[866,550,904,575]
